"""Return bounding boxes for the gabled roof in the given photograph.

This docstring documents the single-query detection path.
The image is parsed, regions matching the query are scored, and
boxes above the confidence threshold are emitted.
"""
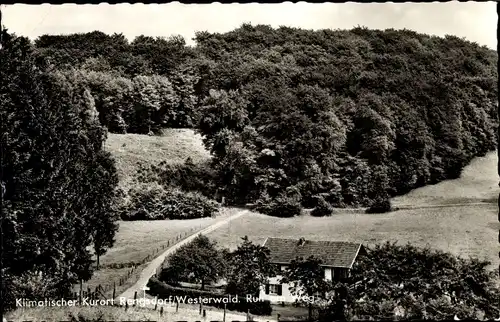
[262,237,364,269]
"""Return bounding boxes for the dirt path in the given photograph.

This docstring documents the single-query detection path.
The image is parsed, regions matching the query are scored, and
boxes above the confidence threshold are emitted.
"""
[115,208,277,321]
[116,299,276,322]
[117,209,249,300]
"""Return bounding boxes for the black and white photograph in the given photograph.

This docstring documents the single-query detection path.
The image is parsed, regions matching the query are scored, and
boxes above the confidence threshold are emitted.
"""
[1,2,498,321]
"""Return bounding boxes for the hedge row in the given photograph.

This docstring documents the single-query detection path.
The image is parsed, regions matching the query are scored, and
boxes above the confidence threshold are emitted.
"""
[147,277,273,316]
[121,184,219,220]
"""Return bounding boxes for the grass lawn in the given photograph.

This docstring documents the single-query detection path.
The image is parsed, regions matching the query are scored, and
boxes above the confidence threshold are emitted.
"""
[5,306,159,322]
[100,216,219,266]
[70,130,218,304]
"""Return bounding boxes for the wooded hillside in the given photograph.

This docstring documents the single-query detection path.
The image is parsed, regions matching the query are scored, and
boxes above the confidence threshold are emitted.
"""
[32,25,498,212]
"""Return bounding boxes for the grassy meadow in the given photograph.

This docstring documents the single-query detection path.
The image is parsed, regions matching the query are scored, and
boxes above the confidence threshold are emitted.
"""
[207,152,499,269]
[82,208,238,297]
[23,129,495,320]
[392,152,498,207]
[79,129,219,297]
[207,205,498,267]
[105,128,211,192]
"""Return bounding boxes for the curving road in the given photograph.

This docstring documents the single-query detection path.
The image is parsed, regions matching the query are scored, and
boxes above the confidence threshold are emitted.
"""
[118,209,249,300]
[114,209,277,321]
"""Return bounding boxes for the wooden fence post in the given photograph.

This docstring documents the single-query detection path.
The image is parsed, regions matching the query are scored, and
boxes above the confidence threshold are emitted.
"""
[125,301,129,311]
[160,306,164,317]
[223,303,226,322]
[176,301,179,312]
[79,280,83,305]
[112,282,116,299]
[133,291,137,306]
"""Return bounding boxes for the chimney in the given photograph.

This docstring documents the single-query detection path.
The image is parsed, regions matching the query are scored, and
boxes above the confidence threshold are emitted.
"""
[298,237,306,246]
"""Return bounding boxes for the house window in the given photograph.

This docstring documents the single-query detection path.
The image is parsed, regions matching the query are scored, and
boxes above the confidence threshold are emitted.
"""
[265,283,283,296]
[333,268,348,281]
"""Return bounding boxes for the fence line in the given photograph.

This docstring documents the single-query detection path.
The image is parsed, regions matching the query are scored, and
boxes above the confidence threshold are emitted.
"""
[76,223,205,301]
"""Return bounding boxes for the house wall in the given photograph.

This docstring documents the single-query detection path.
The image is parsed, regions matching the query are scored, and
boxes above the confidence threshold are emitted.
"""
[259,265,346,303]
[324,267,332,281]
[259,275,296,304]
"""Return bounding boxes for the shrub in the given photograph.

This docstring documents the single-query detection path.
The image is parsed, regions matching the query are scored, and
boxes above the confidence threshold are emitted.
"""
[161,159,218,197]
[160,235,225,290]
[366,196,392,214]
[147,277,273,316]
[346,242,500,320]
[253,186,303,217]
[311,196,334,217]
[122,183,219,220]
[136,158,218,199]
[254,193,302,218]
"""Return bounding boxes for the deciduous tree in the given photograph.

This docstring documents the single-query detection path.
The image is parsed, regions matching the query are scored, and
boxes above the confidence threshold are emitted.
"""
[162,235,225,290]
[280,256,333,321]
[225,236,274,297]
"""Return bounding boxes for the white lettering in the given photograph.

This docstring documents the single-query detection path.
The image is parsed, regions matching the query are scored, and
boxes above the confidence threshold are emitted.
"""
[176,295,187,303]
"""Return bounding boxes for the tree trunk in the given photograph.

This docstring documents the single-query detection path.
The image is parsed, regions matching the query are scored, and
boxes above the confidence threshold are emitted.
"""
[308,302,312,321]
[96,254,100,270]
[201,279,205,290]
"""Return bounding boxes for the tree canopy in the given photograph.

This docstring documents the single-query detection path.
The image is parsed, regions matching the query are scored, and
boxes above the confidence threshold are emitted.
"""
[225,236,274,297]
[30,24,498,212]
[338,242,500,320]
[160,235,225,290]
[192,25,498,210]
[1,30,120,311]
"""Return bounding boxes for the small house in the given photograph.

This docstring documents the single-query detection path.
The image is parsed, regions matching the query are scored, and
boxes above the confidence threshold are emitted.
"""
[259,237,365,304]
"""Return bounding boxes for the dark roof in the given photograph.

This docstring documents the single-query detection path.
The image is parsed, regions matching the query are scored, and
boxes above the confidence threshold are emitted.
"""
[263,237,363,269]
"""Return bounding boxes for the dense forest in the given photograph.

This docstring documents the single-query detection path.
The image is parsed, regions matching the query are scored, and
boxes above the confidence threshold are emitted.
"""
[1,30,120,310]
[1,22,498,314]
[33,25,497,215]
